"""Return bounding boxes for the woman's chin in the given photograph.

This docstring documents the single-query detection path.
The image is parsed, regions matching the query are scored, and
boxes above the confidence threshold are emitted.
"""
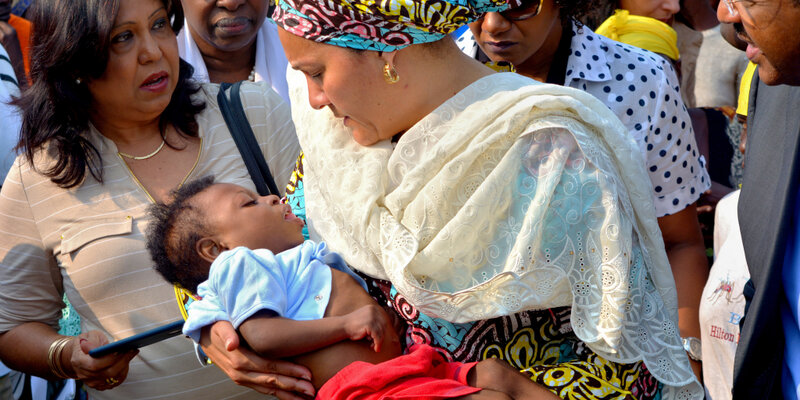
[347,122,383,146]
[134,98,173,120]
[351,134,379,146]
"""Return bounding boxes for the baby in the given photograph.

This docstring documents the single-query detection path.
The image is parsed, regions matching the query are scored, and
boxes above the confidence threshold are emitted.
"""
[146,176,558,400]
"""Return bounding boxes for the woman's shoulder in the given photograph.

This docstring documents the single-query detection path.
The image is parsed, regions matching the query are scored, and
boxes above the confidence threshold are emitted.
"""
[237,81,290,112]
[13,134,102,191]
[473,73,614,116]
[3,155,47,199]
[475,71,535,87]
[434,72,615,136]
[582,27,679,87]
[195,81,291,132]
[567,26,684,121]
[194,81,287,109]
[460,72,546,104]
[194,80,291,130]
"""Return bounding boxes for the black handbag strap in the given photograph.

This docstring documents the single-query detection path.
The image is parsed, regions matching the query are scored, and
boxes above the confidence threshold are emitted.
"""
[217,81,280,196]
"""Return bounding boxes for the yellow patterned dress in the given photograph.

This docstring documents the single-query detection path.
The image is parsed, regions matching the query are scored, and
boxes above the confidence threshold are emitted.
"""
[362,278,660,400]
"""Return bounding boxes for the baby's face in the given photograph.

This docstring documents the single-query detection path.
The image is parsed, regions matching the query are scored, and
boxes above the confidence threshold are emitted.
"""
[194,183,305,254]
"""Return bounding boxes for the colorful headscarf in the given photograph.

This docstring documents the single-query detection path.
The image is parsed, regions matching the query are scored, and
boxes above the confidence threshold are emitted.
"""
[595,9,680,61]
[273,0,516,51]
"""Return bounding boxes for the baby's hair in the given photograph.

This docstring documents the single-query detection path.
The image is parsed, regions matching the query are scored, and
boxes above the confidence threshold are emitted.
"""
[146,176,217,293]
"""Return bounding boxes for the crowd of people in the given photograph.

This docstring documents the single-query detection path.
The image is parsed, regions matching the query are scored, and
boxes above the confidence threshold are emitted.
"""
[0,0,796,399]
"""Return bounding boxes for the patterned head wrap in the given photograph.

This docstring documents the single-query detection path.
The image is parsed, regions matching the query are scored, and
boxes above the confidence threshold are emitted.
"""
[273,0,518,51]
[595,9,680,61]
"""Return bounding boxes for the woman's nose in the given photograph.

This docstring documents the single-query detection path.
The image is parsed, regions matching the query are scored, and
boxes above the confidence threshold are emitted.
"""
[216,0,246,11]
[138,33,163,64]
[306,76,330,110]
[479,12,513,37]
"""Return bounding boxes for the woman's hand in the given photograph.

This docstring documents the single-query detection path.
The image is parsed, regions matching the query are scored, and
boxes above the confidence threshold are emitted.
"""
[67,330,138,390]
[342,304,387,352]
[200,321,315,399]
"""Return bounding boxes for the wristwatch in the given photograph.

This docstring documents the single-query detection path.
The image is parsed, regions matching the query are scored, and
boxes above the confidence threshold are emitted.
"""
[682,337,702,361]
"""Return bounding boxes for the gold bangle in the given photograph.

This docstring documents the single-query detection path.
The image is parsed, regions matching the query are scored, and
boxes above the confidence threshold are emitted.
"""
[46,337,72,379]
[54,337,72,379]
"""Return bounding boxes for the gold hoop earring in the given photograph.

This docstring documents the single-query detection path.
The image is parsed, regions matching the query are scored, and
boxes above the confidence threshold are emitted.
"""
[383,63,399,84]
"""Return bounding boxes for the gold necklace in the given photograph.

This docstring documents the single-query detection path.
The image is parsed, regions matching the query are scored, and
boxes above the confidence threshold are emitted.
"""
[118,137,166,160]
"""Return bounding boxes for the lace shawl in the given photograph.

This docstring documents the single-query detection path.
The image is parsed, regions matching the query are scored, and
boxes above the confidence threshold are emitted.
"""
[289,70,702,398]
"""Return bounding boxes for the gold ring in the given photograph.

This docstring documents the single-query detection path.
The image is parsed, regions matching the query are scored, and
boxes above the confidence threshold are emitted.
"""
[105,377,119,385]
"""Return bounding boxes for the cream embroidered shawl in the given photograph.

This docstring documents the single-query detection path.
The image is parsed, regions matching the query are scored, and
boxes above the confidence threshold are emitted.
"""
[289,70,702,398]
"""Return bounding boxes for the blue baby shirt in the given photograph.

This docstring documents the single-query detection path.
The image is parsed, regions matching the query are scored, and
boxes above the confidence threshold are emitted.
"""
[183,241,365,341]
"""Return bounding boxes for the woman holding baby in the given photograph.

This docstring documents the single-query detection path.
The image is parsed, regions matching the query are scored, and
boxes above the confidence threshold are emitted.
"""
[201,0,703,399]
[0,0,700,399]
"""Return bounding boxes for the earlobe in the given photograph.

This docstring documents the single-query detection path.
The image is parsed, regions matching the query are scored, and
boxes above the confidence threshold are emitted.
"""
[197,237,225,264]
[380,50,398,65]
[383,63,400,84]
[378,50,400,84]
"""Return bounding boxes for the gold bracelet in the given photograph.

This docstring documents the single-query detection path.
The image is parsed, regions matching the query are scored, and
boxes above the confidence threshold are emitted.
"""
[46,337,72,379]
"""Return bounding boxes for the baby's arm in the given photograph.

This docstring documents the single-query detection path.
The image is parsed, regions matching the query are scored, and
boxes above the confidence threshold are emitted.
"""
[238,304,388,358]
[200,247,388,358]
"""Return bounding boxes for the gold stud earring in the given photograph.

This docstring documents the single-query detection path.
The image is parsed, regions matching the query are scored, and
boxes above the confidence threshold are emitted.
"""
[383,63,399,84]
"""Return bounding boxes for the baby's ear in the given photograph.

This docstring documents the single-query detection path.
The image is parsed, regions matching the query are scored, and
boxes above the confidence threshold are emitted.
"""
[196,237,223,264]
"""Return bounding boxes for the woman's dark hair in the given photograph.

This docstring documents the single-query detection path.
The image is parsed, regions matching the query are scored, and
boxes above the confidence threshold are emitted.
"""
[554,0,606,26]
[576,0,616,29]
[147,176,216,293]
[13,0,204,188]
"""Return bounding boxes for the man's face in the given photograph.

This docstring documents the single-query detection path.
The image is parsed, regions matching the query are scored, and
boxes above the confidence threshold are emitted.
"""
[718,0,800,86]
[0,0,11,22]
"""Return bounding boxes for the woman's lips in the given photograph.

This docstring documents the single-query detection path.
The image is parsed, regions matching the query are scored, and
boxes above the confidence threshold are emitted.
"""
[215,17,251,36]
[140,72,168,92]
[485,41,516,53]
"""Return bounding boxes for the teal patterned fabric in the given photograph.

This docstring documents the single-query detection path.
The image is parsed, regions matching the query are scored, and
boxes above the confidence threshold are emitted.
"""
[58,294,81,336]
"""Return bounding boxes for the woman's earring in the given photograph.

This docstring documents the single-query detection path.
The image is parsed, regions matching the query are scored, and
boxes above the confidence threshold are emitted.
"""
[75,78,82,85]
[383,63,399,84]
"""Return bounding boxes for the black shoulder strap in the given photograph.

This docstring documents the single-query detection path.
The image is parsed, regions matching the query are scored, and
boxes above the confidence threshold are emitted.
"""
[217,81,280,196]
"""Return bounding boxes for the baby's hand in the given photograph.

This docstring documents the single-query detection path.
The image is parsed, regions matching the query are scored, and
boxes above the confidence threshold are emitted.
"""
[342,304,387,352]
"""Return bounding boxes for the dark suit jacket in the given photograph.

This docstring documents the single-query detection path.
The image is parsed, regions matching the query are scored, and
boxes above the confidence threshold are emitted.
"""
[733,73,800,399]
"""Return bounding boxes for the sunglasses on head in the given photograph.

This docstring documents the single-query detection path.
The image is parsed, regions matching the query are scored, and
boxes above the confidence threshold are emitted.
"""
[499,0,543,21]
